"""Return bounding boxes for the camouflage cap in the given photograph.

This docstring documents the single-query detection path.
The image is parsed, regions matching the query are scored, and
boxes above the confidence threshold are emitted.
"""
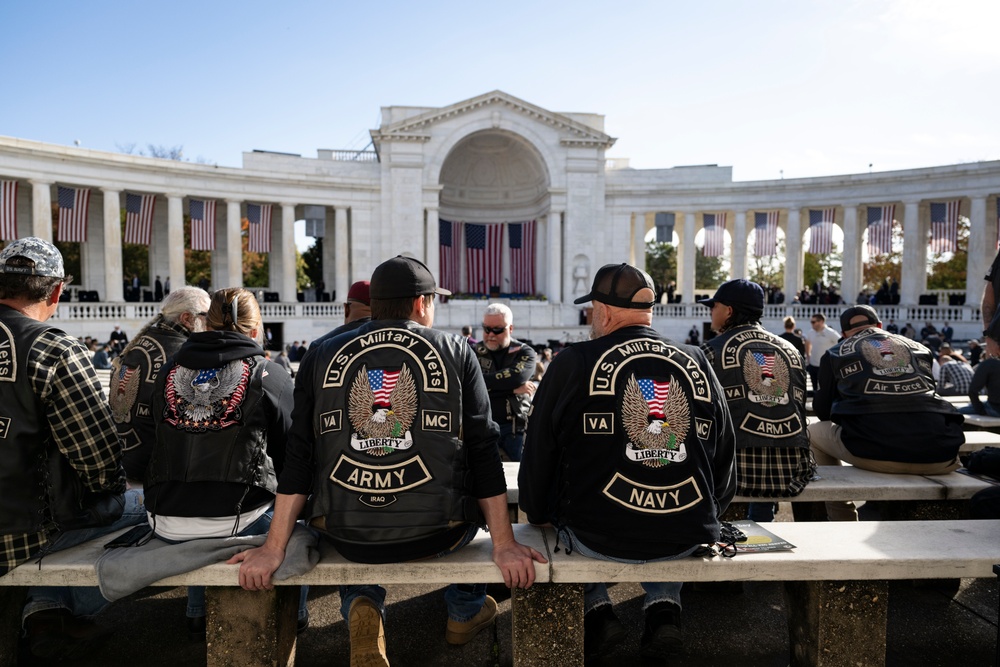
[0,237,65,278]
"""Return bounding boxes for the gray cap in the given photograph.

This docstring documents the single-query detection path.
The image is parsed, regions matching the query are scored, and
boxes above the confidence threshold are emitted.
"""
[0,237,65,278]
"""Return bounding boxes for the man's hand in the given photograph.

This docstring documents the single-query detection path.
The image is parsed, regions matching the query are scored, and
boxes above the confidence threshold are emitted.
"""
[491,538,547,589]
[227,544,286,591]
[513,381,536,396]
[987,338,1000,359]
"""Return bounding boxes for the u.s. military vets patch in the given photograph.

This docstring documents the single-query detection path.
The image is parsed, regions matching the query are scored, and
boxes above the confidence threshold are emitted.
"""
[860,337,914,377]
[164,358,251,431]
[742,350,790,407]
[621,374,690,468]
[0,322,17,383]
[348,364,417,456]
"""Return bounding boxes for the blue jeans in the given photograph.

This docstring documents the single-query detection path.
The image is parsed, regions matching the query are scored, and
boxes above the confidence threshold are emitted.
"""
[339,523,485,623]
[959,402,1000,416]
[172,509,309,622]
[558,527,696,614]
[22,488,147,625]
[498,422,525,462]
[747,502,776,522]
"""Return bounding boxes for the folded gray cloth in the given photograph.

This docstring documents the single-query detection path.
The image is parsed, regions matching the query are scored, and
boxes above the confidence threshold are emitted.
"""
[95,523,319,601]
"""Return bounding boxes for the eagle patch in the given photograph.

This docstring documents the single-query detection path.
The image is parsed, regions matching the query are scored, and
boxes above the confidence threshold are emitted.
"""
[109,360,141,424]
[163,359,251,431]
[621,374,690,467]
[742,351,790,407]
[348,364,417,456]
[861,338,914,377]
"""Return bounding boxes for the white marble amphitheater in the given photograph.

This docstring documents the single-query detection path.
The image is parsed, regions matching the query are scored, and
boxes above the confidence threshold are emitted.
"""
[1,91,998,346]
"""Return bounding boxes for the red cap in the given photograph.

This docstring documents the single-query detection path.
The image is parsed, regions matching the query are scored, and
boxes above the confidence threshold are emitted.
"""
[346,281,371,305]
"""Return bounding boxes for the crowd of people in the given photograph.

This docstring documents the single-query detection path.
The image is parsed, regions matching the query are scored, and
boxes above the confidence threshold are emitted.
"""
[1,235,996,665]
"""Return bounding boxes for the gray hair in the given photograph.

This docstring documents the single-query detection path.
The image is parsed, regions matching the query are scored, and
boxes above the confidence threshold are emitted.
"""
[484,302,513,325]
[160,286,211,324]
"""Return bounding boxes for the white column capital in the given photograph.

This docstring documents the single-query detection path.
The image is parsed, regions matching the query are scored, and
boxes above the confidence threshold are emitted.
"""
[28,179,53,187]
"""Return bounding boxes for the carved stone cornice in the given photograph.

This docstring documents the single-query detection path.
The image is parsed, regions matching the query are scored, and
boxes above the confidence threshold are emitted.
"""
[375,91,616,149]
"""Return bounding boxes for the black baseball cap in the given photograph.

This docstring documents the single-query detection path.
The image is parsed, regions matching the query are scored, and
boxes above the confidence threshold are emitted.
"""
[840,305,880,332]
[573,263,655,309]
[698,279,764,312]
[370,256,451,300]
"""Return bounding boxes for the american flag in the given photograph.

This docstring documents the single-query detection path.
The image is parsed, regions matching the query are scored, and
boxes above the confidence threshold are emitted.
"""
[57,186,90,243]
[439,219,462,293]
[807,208,835,254]
[638,378,670,419]
[702,213,726,257]
[0,180,16,241]
[247,203,272,253]
[189,199,216,250]
[752,351,775,378]
[873,338,894,357]
[866,205,895,256]
[753,211,779,256]
[929,200,960,254]
[124,192,156,245]
[368,369,400,408]
[465,223,503,295]
[508,220,536,294]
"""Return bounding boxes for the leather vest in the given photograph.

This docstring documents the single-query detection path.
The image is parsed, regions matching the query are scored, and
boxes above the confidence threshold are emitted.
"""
[306,321,477,547]
[825,327,955,416]
[110,320,188,482]
[145,355,277,502]
[704,324,809,450]
[473,338,535,430]
[0,308,86,534]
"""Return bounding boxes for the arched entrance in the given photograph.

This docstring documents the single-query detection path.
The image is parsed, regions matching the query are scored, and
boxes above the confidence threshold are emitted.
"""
[437,130,550,296]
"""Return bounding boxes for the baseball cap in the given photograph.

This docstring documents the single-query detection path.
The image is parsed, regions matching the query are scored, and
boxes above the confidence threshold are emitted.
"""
[698,279,764,312]
[370,256,451,300]
[573,263,655,309]
[0,237,65,278]
[346,280,371,305]
[840,305,880,332]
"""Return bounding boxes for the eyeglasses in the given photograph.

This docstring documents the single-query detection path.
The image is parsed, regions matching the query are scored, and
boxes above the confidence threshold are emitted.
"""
[482,325,508,335]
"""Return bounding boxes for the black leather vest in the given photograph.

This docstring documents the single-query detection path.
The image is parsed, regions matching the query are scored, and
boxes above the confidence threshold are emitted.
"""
[0,308,86,533]
[306,322,477,547]
[704,324,809,450]
[110,320,187,483]
[146,355,277,498]
[825,328,956,417]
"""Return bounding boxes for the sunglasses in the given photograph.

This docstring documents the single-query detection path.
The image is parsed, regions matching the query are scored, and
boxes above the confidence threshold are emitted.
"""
[482,325,507,335]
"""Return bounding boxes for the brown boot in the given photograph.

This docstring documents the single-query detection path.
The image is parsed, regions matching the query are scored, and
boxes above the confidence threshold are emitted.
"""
[445,595,497,646]
[348,597,389,667]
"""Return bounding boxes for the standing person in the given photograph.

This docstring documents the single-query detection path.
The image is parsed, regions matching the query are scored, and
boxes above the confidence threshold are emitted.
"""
[461,325,476,345]
[519,263,736,662]
[231,256,544,666]
[802,312,840,393]
[145,287,307,639]
[311,280,372,347]
[0,238,145,660]
[779,316,806,359]
[154,275,163,302]
[109,324,128,355]
[686,325,700,346]
[163,275,171,295]
[700,280,814,522]
[473,303,537,461]
[109,286,211,485]
[885,319,899,334]
[808,306,964,520]
[940,322,954,344]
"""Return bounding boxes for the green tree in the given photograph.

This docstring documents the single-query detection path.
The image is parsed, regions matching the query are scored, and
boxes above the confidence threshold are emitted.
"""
[927,217,969,290]
[695,252,728,289]
[747,238,785,289]
[301,239,323,288]
[644,241,676,287]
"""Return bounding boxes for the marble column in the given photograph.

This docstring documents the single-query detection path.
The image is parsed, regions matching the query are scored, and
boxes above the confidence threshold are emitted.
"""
[425,207,440,280]
[334,207,349,300]
[29,181,52,241]
[166,195,185,291]
[225,200,243,288]
[279,203,296,301]
[841,205,862,302]
[102,189,124,302]
[680,212,696,303]
[632,213,646,268]
[900,200,924,305]
[783,208,802,301]
[547,210,562,303]
[732,210,747,279]
[966,196,989,305]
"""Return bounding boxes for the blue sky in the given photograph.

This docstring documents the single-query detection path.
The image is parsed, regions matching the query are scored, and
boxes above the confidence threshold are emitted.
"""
[1,0,997,182]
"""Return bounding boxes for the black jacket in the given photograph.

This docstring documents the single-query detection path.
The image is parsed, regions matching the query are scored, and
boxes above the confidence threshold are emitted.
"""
[519,325,736,560]
[473,338,536,431]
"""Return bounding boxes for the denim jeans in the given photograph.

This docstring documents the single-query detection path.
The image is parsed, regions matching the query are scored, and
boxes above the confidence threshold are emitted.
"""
[959,402,1000,417]
[172,509,310,622]
[339,523,485,623]
[747,502,776,522]
[22,488,147,625]
[497,422,525,462]
[558,527,697,614]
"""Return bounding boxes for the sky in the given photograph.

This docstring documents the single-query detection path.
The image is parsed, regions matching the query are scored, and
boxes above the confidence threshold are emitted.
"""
[2,0,998,185]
